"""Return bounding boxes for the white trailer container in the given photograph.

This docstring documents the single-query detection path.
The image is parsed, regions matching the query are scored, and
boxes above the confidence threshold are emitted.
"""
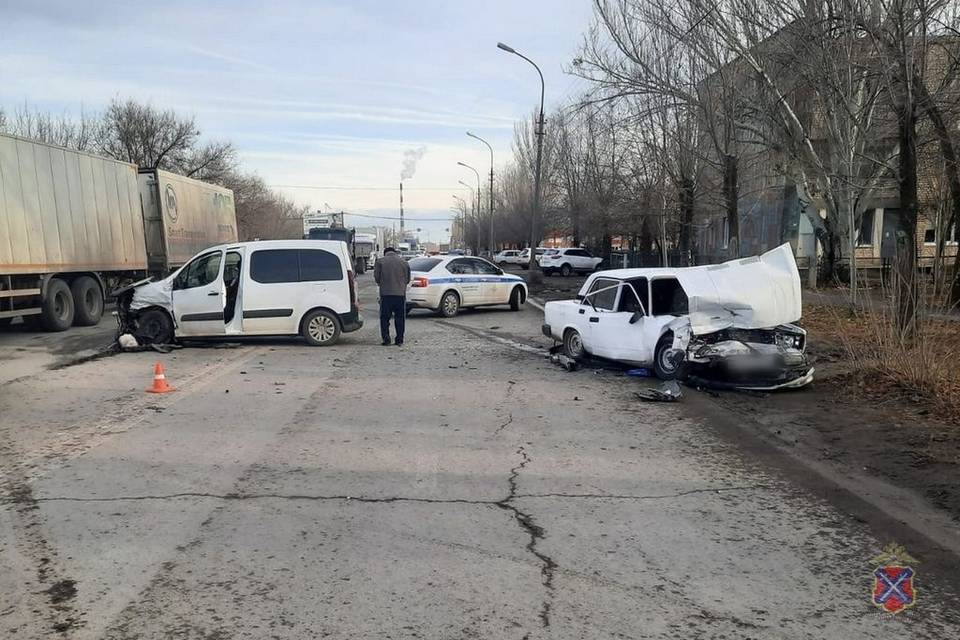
[0,132,237,331]
[138,169,238,273]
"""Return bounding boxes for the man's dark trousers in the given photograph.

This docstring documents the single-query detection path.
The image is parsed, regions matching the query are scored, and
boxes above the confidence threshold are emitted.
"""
[380,295,406,344]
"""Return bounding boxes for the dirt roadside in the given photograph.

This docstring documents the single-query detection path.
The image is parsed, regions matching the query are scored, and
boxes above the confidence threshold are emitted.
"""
[521,269,960,526]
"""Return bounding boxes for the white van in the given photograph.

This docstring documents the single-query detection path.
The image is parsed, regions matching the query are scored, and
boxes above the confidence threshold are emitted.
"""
[116,240,363,346]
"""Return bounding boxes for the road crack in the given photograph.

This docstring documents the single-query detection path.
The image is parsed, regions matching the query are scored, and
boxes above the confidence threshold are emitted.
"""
[495,446,557,629]
[493,412,514,436]
[9,484,765,507]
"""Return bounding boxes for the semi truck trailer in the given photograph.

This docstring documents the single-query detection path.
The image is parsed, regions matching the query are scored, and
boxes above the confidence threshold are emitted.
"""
[0,132,237,331]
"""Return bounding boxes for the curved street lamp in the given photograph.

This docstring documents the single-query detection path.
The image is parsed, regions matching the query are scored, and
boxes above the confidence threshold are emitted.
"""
[497,41,545,275]
[457,161,484,253]
[466,131,495,252]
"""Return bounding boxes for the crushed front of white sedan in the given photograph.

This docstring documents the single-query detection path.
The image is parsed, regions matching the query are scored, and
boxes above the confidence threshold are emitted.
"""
[541,244,814,390]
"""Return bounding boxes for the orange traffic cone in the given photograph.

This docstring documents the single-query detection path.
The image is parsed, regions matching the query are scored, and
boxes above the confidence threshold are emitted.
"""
[146,362,175,393]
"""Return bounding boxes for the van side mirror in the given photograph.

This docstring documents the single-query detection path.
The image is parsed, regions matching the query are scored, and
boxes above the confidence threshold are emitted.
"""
[629,311,643,324]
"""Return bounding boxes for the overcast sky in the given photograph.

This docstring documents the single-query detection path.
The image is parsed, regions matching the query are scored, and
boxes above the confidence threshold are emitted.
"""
[0,0,595,242]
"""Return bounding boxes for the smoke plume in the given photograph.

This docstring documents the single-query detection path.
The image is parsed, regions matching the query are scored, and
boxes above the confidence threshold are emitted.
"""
[400,146,427,181]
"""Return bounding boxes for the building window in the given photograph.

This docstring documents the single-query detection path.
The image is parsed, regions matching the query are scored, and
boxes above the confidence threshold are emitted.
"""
[924,224,937,244]
[857,210,875,246]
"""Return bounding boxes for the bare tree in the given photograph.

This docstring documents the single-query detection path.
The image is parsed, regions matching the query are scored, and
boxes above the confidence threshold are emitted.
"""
[0,102,100,150]
[97,98,236,180]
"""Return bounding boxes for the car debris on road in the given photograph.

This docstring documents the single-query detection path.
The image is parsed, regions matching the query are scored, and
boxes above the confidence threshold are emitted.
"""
[541,244,814,391]
[635,380,683,402]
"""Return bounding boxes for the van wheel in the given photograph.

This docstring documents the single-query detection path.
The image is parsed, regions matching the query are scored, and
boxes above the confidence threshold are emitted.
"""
[438,291,460,317]
[71,276,103,326]
[41,278,75,332]
[653,334,683,380]
[135,308,174,344]
[563,328,585,360]
[509,286,524,311]
[560,264,573,277]
[302,309,341,346]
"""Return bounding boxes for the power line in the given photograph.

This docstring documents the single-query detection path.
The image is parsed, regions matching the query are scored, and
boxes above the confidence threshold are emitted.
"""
[339,210,456,222]
[270,184,456,191]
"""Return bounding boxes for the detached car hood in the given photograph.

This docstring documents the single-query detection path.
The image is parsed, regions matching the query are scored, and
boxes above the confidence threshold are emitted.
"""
[671,244,802,335]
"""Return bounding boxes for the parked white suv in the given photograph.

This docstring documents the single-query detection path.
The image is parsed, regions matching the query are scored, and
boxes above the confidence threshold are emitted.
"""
[493,250,524,266]
[539,248,603,276]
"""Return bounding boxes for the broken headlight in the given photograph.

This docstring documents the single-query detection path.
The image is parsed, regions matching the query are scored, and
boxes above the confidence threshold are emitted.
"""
[775,332,803,350]
[695,340,752,358]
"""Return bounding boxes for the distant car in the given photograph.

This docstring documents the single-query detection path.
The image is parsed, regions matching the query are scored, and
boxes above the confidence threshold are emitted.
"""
[518,247,548,270]
[406,255,528,317]
[493,250,524,266]
[541,244,813,389]
[539,248,603,276]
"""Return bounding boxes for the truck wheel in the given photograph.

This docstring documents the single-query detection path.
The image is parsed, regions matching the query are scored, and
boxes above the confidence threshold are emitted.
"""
[509,286,524,311]
[302,309,341,346]
[40,278,75,332]
[560,264,573,277]
[71,276,103,326]
[356,260,366,275]
[135,308,174,344]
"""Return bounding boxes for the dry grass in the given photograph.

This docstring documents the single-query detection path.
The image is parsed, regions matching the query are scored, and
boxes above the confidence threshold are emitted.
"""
[802,300,960,425]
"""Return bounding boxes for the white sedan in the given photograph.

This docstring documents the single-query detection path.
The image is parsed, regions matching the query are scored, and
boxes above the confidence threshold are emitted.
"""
[542,244,814,389]
[406,256,528,317]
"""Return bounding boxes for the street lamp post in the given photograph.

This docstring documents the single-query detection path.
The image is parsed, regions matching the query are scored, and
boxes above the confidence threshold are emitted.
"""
[497,41,545,277]
[457,161,483,254]
[458,180,477,253]
[467,131,495,253]
[452,195,468,250]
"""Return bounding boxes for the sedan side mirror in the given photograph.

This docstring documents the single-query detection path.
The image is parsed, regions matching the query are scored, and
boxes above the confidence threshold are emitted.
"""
[629,311,643,324]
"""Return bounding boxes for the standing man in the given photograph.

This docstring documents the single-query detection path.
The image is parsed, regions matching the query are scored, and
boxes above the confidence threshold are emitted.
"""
[373,247,411,346]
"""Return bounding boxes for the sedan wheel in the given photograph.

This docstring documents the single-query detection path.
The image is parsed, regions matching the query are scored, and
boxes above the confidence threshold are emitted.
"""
[438,291,460,318]
[653,334,683,380]
[563,328,585,360]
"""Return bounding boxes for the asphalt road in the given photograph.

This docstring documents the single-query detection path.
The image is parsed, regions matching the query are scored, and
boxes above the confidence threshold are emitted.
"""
[1,273,958,638]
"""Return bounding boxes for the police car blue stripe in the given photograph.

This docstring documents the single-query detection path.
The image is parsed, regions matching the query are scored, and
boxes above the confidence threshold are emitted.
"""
[426,276,525,284]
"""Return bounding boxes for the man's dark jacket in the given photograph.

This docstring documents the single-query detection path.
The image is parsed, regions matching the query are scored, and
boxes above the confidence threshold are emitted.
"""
[374,253,411,296]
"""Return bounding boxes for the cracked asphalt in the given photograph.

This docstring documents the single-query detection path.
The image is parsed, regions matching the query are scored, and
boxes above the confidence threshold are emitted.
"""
[2,274,959,639]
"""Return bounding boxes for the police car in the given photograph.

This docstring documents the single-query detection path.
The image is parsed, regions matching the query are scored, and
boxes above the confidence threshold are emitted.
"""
[406,255,528,317]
